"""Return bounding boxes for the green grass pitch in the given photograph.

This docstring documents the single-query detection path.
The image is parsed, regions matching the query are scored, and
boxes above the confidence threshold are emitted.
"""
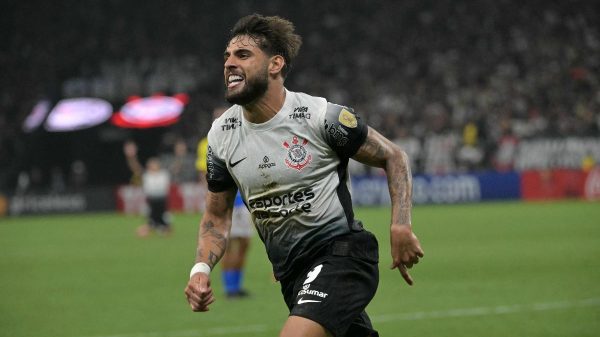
[1,200,599,337]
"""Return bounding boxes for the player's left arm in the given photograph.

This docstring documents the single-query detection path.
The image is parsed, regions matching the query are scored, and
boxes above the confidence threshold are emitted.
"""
[353,127,424,285]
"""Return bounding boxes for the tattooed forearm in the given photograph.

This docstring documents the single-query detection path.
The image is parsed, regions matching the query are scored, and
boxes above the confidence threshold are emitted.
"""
[354,127,413,225]
[201,220,227,249]
[192,189,235,270]
[196,220,228,269]
[195,248,224,269]
[208,251,219,267]
[387,149,413,225]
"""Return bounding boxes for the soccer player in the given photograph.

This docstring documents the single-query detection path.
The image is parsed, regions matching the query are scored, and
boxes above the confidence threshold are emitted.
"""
[196,109,253,298]
[184,14,424,337]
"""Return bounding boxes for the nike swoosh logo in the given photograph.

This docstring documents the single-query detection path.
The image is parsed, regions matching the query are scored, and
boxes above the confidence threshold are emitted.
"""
[229,157,247,168]
[297,298,321,304]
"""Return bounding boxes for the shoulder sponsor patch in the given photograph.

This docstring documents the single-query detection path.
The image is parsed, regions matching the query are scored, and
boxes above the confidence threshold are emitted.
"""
[220,117,242,131]
[338,108,357,128]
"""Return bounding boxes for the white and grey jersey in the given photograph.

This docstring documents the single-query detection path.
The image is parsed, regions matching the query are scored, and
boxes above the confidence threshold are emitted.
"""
[206,89,368,279]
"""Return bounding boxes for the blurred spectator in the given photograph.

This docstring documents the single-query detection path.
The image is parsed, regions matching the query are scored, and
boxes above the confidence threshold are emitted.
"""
[160,138,197,184]
[49,166,66,193]
[69,160,88,191]
[422,103,459,174]
[493,118,520,172]
[123,141,172,237]
[456,121,485,172]
[392,125,421,173]
[15,171,30,195]
[582,153,596,173]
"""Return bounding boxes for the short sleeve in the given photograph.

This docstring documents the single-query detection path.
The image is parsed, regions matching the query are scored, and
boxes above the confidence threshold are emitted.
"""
[206,139,236,193]
[322,103,368,158]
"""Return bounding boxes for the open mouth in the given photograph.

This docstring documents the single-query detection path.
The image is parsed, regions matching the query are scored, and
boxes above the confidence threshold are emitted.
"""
[227,74,244,88]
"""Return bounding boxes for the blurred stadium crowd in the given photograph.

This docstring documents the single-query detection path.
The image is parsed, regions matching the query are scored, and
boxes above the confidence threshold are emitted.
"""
[1,0,599,193]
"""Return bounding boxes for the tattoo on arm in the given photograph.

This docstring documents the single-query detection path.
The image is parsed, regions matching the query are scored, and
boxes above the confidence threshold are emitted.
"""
[208,251,219,267]
[387,150,412,225]
[355,130,388,168]
[354,127,413,225]
[201,221,227,249]
[197,220,228,269]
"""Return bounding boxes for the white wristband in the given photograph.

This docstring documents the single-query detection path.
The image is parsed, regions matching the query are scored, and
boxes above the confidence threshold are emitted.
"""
[189,262,211,279]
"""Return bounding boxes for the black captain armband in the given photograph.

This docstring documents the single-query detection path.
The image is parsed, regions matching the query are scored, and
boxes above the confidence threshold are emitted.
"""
[206,145,236,192]
[323,103,368,158]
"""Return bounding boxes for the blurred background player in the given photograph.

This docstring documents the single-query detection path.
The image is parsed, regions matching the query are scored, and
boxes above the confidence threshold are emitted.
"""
[124,140,172,237]
[196,106,253,298]
[161,137,197,185]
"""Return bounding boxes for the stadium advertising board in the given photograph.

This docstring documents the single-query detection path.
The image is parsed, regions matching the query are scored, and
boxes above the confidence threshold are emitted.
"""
[113,169,597,214]
[7,187,115,215]
[351,171,521,206]
[521,168,600,200]
[9,194,87,215]
[584,167,600,200]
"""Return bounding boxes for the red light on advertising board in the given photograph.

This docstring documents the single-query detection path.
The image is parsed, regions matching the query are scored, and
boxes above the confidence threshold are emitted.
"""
[112,93,188,128]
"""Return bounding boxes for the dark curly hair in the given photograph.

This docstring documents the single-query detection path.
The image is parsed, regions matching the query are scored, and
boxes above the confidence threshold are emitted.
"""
[229,14,302,78]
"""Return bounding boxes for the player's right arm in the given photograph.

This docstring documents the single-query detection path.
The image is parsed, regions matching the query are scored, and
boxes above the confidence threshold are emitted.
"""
[186,133,238,311]
[185,187,236,312]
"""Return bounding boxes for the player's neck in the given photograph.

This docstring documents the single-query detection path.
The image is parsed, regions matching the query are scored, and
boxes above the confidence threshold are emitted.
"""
[242,83,286,124]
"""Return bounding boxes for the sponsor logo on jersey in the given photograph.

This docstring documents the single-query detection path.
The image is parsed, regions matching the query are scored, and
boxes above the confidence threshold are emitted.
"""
[289,106,310,119]
[258,156,276,169]
[338,108,357,128]
[325,120,350,146]
[248,187,315,219]
[220,117,242,131]
[283,136,312,171]
[289,112,311,119]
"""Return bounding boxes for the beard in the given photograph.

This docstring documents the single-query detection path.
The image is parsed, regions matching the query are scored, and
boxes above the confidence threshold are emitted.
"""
[225,66,269,106]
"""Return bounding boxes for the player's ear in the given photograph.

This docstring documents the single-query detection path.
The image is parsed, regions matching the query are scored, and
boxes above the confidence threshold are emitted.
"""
[268,55,285,76]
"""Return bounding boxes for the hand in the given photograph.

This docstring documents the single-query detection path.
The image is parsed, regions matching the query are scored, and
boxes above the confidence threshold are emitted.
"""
[184,273,215,312]
[390,223,424,286]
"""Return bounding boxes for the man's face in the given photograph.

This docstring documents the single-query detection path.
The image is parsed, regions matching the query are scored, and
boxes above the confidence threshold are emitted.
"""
[223,35,270,105]
[146,158,161,172]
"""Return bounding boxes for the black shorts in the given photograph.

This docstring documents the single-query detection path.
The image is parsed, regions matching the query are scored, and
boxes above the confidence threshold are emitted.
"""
[280,230,380,337]
[147,197,169,228]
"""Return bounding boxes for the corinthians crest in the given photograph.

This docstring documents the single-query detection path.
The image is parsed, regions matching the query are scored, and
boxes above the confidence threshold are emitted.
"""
[283,136,312,171]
